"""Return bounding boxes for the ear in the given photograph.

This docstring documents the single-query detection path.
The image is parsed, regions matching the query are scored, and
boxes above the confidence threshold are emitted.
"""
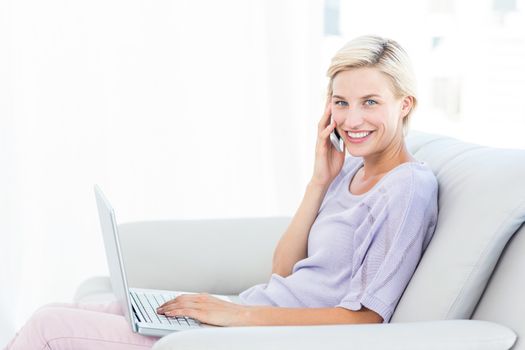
[400,96,414,118]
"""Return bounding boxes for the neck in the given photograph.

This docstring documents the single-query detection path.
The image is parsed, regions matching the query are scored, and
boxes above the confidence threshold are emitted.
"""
[360,135,415,180]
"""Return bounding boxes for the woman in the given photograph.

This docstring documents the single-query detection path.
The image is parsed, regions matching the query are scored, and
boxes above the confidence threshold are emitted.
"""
[5,35,438,349]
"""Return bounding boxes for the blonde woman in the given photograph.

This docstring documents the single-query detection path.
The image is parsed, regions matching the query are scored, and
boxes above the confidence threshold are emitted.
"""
[5,35,438,349]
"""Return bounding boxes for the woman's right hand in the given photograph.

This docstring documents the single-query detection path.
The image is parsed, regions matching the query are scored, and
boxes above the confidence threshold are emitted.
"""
[310,100,346,187]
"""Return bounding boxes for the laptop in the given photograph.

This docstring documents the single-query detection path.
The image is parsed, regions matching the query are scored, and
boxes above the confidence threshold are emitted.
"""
[94,184,236,337]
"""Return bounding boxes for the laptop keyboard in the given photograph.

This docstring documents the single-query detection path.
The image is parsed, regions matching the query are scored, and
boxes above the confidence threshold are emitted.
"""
[130,291,201,328]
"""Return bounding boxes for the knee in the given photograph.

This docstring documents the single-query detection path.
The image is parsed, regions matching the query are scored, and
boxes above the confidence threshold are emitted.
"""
[9,305,96,350]
[26,306,73,341]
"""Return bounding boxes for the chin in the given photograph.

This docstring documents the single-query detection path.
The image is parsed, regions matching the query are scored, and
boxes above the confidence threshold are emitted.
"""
[345,148,368,158]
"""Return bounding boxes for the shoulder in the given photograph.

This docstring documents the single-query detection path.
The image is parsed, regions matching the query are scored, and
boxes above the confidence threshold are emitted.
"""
[382,161,438,203]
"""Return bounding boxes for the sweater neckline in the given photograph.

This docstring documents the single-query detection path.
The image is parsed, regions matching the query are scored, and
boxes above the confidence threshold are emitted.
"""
[345,158,427,198]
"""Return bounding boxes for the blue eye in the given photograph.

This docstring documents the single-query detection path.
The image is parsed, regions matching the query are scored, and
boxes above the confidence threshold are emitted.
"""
[364,99,377,106]
[334,100,348,107]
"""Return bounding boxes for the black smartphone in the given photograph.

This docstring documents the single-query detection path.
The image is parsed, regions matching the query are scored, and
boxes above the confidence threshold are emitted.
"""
[329,115,344,152]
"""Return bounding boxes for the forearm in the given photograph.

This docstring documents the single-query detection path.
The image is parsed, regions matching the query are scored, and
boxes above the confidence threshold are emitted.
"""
[242,305,382,326]
[272,182,330,277]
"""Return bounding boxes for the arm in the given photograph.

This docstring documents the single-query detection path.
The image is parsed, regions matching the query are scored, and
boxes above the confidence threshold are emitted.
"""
[271,182,329,277]
[157,294,383,327]
[244,305,383,326]
[272,99,344,277]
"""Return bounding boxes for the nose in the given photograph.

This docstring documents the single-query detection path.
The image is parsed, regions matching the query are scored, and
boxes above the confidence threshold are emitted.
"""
[340,109,365,130]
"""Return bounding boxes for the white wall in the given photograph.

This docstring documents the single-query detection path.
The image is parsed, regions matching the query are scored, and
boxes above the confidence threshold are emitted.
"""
[0,0,324,344]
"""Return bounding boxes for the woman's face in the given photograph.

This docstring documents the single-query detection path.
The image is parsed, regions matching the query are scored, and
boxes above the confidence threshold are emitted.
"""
[330,67,412,158]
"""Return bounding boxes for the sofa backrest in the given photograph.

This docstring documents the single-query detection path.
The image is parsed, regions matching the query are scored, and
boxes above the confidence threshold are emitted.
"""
[472,222,525,350]
[391,131,525,324]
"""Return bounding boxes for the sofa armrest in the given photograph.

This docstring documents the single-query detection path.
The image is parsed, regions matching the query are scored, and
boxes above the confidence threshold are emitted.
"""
[152,320,517,350]
[117,216,290,294]
[73,276,116,303]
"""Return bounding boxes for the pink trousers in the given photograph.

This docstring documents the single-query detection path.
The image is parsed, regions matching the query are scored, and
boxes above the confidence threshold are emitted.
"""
[4,301,159,350]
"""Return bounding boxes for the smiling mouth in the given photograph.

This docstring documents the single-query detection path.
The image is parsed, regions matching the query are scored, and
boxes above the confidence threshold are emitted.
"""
[347,130,374,139]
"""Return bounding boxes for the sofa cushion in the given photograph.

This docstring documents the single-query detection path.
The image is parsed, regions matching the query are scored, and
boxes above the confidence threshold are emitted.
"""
[391,131,525,322]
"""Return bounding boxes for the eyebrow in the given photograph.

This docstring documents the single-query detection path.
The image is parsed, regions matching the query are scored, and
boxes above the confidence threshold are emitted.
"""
[332,94,382,100]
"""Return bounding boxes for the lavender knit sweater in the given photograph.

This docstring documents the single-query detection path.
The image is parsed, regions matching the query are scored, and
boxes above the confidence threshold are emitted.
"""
[239,155,439,323]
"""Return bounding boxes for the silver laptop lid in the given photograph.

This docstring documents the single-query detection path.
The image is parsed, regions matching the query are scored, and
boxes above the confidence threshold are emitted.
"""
[94,185,137,332]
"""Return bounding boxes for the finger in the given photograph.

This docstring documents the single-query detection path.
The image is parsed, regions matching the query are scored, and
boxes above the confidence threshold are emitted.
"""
[158,292,202,308]
[318,101,333,131]
[158,296,181,309]
[157,299,180,315]
[165,307,200,319]
[161,300,202,315]
[157,293,210,314]
[320,119,337,139]
[157,294,192,312]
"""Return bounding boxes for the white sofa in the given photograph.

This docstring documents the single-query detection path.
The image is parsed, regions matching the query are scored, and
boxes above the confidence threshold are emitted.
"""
[75,131,525,349]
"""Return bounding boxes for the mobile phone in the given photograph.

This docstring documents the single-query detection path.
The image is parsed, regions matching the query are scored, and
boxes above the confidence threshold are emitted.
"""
[329,116,344,152]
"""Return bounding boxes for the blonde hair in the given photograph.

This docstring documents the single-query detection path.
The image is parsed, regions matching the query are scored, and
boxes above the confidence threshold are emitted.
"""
[326,35,417,135]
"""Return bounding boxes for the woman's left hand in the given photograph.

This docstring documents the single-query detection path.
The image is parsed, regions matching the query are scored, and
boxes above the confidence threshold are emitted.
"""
[156,293,250,327]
